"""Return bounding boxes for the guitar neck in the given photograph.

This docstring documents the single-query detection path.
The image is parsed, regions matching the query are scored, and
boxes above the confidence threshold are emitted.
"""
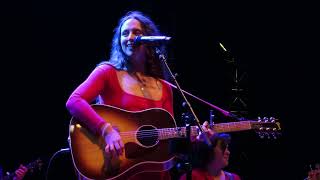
[213,120,254,133]
[157,121,254,139]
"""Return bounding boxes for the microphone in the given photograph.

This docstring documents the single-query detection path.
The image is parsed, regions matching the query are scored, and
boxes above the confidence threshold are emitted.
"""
[134,36,171,46]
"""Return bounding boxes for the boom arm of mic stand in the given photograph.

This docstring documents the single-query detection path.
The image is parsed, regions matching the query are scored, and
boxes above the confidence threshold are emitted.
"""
[156,48,212,147]
[163,80,243,121]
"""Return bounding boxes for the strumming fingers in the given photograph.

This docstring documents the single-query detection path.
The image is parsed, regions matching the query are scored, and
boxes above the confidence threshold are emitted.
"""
[105,144,113,155]
[105,144,109,152]
[114,141,123,156]
[119,140,124,148]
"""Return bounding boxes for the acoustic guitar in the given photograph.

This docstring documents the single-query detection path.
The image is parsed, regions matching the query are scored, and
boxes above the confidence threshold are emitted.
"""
[69,104,280,180]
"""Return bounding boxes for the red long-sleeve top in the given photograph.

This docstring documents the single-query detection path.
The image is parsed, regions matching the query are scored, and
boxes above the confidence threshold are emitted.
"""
[66,63,174,136]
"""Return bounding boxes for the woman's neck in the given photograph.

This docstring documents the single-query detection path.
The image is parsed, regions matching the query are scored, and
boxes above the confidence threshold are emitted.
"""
[128,50,147,72]
[129,60,145,74]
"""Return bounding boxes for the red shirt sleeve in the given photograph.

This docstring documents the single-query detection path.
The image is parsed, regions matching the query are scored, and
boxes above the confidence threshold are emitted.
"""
[66,65,112,135]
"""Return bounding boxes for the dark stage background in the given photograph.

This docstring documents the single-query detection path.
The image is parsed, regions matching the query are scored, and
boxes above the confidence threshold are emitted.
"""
[2,0,319,179]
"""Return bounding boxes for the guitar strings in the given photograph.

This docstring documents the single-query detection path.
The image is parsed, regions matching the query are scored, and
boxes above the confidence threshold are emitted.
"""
[116,121,255,137]
[116,128,198,139]
[112,122,258,138]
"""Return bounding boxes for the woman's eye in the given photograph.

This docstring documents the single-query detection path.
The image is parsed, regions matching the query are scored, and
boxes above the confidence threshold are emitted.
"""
[135,30,142,36]
[122,31,129,36]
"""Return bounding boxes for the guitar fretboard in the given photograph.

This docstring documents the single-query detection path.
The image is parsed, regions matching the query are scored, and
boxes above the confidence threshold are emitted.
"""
[213,121,253,132]
[158,121,254,140]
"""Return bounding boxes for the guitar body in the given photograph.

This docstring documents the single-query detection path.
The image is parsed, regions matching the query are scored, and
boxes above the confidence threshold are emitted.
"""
[69,105,178,180]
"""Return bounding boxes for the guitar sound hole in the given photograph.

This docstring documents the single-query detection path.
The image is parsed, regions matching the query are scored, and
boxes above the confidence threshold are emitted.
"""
[136,125,159,147]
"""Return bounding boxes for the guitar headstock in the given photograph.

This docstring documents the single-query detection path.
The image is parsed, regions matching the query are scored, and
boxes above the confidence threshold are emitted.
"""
[251,116,281,139]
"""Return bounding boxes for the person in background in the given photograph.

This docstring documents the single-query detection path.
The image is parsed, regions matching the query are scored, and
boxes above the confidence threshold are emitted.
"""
[180,132,241,180]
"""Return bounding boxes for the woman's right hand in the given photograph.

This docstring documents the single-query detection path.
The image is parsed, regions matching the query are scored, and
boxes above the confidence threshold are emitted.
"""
[102,124,124,157]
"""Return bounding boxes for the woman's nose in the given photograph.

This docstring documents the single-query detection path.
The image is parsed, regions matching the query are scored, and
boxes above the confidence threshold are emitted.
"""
[128,32,135,41]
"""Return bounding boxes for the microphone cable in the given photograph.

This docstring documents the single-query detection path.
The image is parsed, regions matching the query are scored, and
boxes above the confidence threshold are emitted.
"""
[45,148,70,180]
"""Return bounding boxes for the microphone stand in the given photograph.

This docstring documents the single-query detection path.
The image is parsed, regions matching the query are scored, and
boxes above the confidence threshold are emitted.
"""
[155,48,212,180]
[162,81,244,121]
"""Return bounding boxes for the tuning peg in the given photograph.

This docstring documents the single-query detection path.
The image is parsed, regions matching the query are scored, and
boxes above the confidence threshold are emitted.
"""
[258,132,264,139]
[263,117,269,122]
[257,116,262,122]
[271,133,278,139]
[266,132,272,139]
[270,117,276,123]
